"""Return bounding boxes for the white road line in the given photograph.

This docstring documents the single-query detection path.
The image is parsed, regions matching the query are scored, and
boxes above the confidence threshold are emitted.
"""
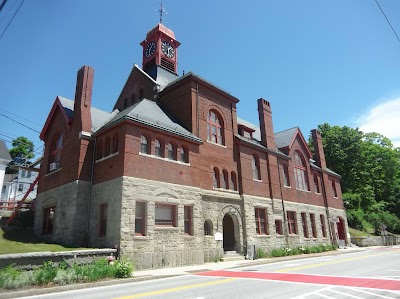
[290,287,334,299]
[329,289,363,298]
[355,288,395,298]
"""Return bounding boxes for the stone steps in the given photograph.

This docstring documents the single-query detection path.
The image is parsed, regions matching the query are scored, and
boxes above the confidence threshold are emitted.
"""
[221,251,245,262]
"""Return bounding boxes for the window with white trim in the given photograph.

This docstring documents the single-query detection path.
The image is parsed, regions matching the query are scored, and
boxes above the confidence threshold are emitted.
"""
[294,151,309,191]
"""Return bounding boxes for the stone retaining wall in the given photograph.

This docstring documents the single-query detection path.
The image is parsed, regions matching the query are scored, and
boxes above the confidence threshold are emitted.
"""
[351,235,399,247]
[0,249,117,270]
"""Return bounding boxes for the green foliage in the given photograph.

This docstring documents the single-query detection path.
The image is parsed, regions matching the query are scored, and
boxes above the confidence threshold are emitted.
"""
[9,136,34,162]
[269,244,336,258]
[114,258,134,278]
[312,124,400,234]
[0,258,134,290]
[35,261,58,285]
[256,247,267,258]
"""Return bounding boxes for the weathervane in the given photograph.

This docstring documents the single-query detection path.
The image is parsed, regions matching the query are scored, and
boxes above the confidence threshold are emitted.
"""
[157,1,167,23]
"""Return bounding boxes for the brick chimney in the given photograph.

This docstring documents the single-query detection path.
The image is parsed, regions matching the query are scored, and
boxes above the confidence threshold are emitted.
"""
[311,129,327,169]
[257,98,276,149]
[73,66,94,133]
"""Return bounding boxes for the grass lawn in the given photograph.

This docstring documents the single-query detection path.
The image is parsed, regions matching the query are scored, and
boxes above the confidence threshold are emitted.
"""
[0,227,88,255]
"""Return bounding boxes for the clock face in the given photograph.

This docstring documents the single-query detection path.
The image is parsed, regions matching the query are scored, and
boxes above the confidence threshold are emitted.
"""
[161,41,175,58]
[145,41,156,58]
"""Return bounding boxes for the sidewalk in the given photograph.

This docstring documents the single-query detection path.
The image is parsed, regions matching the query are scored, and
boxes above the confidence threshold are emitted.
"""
[132,246,365,278]
[1,246,367,299]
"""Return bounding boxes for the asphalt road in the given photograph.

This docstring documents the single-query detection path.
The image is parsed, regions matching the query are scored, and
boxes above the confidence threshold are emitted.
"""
[19,246,400,299]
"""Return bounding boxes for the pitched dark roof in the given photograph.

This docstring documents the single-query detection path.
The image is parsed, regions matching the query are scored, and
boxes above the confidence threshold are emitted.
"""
[0,140,12,162]
[274,127,299,149]
[146,65,179,91]
[58,97,118,133]
[101,98,202,143]
[163,71,239,102]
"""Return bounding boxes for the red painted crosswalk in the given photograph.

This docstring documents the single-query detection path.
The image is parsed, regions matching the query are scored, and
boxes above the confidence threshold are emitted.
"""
[197,270,400,291]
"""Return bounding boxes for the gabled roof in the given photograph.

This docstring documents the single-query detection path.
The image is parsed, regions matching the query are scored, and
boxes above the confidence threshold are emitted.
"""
[275,126,312,158]
[40,96,72,139]
[0,140,12,162]
[274,127,299,149]
[100,98,202,143]
[162,71,239,103]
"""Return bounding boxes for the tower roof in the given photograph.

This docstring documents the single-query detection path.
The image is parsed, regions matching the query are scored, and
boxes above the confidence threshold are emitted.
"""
[146,23,176,39]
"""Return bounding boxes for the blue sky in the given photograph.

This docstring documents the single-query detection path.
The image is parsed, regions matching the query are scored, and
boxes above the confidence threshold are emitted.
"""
[0,0,399,160]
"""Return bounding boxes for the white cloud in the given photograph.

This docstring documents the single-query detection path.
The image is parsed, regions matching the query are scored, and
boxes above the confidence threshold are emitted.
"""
[356,97,400,148]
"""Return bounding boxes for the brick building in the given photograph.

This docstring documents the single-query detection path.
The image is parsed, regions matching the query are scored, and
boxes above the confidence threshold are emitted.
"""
[34,22,349,269]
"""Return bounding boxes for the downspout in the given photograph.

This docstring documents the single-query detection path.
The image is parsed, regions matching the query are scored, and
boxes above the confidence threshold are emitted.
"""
[196,83,200,136]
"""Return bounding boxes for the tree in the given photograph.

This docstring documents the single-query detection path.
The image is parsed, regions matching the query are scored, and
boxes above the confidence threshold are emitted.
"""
[310,124,400,234]
[9,136,34,164]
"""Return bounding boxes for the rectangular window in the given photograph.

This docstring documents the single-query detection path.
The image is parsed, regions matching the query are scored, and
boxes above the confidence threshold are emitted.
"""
[310,213,317,238]
[155,203,177,227]
[281,164,290,187]
[27,171,32,178]
[135,202,146,236]
[42,207,55,235]
[275,219,283,235]
[184,206,193,235]
[320,214,327,237]
[314,174,320,193]
[255,208,268,235]
[301,212,309,238]
[99,203,108,237]
[18,184,23,192]
[287,211,297,234]
[21,170,26,178]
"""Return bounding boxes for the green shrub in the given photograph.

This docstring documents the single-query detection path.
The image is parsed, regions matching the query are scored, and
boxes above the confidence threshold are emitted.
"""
[256,247,267,258]
[34,261,58,285]
[115,258,134,278]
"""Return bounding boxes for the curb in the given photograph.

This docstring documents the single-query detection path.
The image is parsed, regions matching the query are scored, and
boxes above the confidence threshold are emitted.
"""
[0,248,365,298]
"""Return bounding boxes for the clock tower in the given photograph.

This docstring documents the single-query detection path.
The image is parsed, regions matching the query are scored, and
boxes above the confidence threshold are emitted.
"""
[140,23,181,75]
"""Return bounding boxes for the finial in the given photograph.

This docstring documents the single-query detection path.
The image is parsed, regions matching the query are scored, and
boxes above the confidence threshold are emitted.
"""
[158,1,167,24]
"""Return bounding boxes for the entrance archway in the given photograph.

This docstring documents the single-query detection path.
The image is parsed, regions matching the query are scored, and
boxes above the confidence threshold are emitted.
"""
[223,214,235,251]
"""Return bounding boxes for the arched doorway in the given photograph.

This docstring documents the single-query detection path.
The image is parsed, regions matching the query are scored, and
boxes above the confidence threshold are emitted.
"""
[223,214,235,251]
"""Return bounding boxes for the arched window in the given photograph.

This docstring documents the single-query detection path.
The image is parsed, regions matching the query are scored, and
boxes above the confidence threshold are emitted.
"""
[252,155,261,180]
[49,132,63,171]
[180,146,187,163]
[131,93,136,105]
[112,133,119,153]
[105,137,110,157]
[230,171,237,191]
[140,135,149,154]
[204,220,213,236]
[332,180,338,197]
[123,98,128,109]
[207,110,224,145]
[155,139,163,157]
[139,88,144,99]
[222,169,228,189]
[96,140,103,160]
[167,143,176,160]
[294,151,309,191]
[213,167,220,188]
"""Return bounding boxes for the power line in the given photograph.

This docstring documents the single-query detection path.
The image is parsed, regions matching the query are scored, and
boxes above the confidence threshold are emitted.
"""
[375,0,400,45]
[0,109,42,127]
[0,0,24,41]
[0,112,40,134]
[0,0,9,14]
